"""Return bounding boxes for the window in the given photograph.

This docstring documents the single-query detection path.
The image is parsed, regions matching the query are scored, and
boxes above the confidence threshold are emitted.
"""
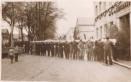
[96,5,98,15]
[96,28,98,39]
[99,2,101,13]
[104,24,108,37]
[103,2,106,10]
[100,26,102,38]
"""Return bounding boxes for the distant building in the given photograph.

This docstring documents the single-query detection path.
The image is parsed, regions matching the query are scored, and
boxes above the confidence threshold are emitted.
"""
[74,17,95,40]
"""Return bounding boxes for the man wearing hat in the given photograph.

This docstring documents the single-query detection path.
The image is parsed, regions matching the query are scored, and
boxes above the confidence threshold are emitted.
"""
[104,37,113,65]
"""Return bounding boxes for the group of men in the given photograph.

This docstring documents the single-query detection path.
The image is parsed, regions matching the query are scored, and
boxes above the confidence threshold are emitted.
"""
[27,37,118,65]
[30,41,81,60]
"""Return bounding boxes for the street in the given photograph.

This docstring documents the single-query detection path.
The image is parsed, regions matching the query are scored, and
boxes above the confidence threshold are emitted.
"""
[2,55,131,82]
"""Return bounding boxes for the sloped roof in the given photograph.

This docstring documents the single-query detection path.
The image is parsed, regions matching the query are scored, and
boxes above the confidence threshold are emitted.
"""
[77,17,94,26]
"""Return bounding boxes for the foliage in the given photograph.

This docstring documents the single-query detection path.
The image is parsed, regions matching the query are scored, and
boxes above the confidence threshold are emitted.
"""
[2,2,64,41]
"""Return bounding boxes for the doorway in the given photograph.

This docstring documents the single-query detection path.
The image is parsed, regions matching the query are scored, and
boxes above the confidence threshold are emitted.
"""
[119,14,130,60]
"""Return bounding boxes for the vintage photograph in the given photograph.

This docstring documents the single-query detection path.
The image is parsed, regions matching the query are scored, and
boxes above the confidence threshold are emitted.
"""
[1,0,131,81]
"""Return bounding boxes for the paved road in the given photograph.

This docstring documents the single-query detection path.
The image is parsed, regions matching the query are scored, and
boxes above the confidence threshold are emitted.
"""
[2,55,131,82]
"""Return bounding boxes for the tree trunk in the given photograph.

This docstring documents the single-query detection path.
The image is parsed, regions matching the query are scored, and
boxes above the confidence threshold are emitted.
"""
[11,3,15,47]
[20,28,24,42]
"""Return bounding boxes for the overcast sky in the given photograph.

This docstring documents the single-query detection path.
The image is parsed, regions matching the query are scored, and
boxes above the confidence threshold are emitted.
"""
[56,0,95,36]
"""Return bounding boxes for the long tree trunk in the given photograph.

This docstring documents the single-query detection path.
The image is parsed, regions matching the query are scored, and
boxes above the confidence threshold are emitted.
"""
[20,27,24,42]
[43,2,50,40]
[11,2,15,47]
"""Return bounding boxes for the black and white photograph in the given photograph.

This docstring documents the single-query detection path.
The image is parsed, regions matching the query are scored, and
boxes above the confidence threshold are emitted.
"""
[1,0,131,82]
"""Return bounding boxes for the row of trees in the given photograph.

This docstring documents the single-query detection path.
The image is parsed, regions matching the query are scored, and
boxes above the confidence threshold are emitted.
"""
[2,2,64,46]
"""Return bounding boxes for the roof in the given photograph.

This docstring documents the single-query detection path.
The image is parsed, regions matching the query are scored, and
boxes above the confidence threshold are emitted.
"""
[76,17,94,26]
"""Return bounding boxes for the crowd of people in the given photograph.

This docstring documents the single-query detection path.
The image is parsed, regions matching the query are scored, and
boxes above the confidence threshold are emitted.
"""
[8,37,119,65]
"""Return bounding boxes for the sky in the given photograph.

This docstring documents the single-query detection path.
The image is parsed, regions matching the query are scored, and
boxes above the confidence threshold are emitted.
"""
[1,0,95,36]
[56,0,95,36]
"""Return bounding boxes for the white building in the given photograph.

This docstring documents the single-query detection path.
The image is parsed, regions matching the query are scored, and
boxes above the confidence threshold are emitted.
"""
[94,1,131,59]
[74,17,95,40]
[66,27,75,41]
[94,2,130,40]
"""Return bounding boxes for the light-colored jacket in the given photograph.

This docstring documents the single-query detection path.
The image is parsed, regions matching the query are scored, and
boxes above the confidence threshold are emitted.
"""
[9,48,14,56]
[78,41,84,50]
[15,46,19,54]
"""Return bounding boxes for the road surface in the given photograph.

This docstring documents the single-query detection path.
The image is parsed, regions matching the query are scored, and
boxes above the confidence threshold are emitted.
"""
[2,55,131,82]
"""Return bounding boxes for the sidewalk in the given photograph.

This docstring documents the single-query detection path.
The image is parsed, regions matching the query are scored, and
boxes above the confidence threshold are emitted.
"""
[113,60,131,69]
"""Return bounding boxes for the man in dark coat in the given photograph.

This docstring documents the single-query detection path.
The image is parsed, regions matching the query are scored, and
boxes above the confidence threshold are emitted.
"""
[9,47,15,64]
[47,42,51,56]
[51,42,55,57]
[59,43,64,58]
[41,43,46,56]
[69,42,73,59]
[73,40,78,60]
[64,41,70,59]
[112,41,119,61]
[15,45,19,62]
[104,37,113,65]
[56,42,60,57]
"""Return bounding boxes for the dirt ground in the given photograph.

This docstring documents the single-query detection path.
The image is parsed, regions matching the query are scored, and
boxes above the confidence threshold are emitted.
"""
[2,55,131,82]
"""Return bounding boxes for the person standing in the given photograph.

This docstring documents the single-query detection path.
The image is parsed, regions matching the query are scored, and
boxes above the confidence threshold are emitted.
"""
[8,47,15,64]
[64,41,70,59]
[56,42,59,57]
[51,42,55,57]
[94,41,99,61]
[61,42,65,58]
[112,41,119,61]
[78,40,84,60]
[41,43,45,56]
[72,40,78,60]
[29,43,33,55]
[87,40,94,61]
[54,43,56,57]
[85,40,89,60]
[98,40,104,62]
[69,42,73,59]
[59,43,62,58]
[47,42,50,56]
[104,37,113,65]
[15,45,19,62]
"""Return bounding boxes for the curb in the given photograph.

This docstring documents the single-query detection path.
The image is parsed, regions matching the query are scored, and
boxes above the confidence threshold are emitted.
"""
[113,60,131,70]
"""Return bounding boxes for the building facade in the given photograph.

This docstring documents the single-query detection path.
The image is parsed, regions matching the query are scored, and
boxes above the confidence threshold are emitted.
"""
[94,2,130,40]
[74,17,95,41]
[94,1,131,59]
